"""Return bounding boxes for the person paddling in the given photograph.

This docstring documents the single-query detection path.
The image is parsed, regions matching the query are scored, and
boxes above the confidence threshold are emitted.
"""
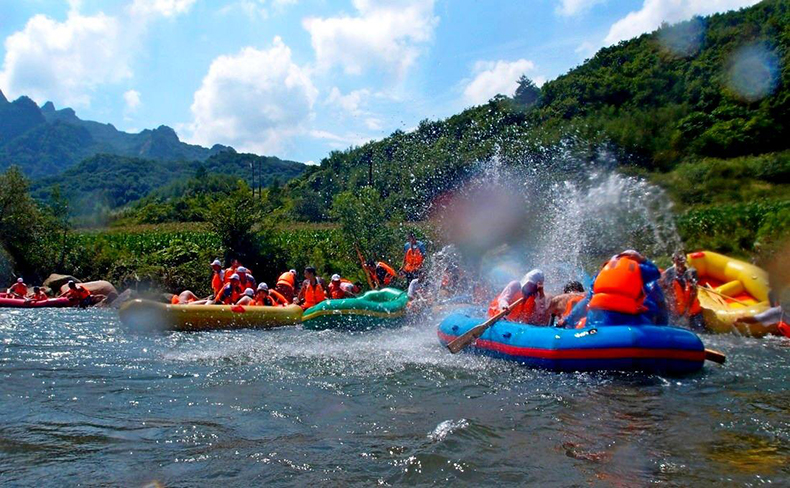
[327,274,360,299]
[276,269,298,303]
[253,283,288,306]
[487,269,547,324]
[364,260,397,289]
[7,278,28,298]
[660,251,703,329]
[401,233,426,282]
[31,286,48,302]
[214,274,242,305]
[297,266,326,309]
[235,288,256,305]
[60,280,92,307]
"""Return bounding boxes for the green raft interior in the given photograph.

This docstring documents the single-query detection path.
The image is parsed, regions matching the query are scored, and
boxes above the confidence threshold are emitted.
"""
[301,288,409,330]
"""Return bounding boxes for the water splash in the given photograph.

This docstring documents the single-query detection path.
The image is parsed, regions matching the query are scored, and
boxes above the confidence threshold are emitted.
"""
[428,419,469,442]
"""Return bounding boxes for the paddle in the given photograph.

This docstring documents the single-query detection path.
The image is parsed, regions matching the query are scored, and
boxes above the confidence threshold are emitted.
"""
[696,285,750,306]
[354,243,375,290]
[704,348,726,364]
[447,297,525,354]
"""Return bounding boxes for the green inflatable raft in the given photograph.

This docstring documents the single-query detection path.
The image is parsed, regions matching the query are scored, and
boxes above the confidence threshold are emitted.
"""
[301,288,409,330]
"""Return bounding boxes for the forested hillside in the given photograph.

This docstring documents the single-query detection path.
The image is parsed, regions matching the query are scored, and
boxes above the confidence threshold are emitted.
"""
[279,0,789,255]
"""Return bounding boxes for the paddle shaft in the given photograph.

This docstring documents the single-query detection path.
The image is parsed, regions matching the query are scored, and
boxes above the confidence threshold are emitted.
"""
[704,348,726,364]
[697,285,750,306]
[354,244,375,290]
[447,297,525,354]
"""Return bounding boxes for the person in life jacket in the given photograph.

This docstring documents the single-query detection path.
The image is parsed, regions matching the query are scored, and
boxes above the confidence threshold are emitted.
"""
[60,280,92,307]
[327,274,361,299]
[364,260,397,289]
[564,250,668,328]
[210,259,225,295]
[236,266,256,290]
[276,269,298,303]
[252,283,289,306]
[735,304,789,337]
[548,281,586,327]
[487,269,547,324]
[401,233,426,282]
[297,266,327,309]
[31,286,48,301]
[223,258,242,284]
[660,251,703,328]
[214,274,242,305]
[236,288,256,306]
[7,278,28,298]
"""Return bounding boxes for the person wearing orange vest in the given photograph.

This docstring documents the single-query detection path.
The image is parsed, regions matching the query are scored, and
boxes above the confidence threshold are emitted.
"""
[276,269,298,303]
[60,280,93,307]
[236,266,256,290]
[487,269,547,324]
[735,304,789,336]
[235,288,256,305]
[564,251,668,328]
[297,266,326,309]
[7,278,28,298]
[365,260,397,289]
[31,286,48,301]
[401,233,426,282]
[660,251,703,328]
[327,274,360,299]
[549,281,586,327]
[214,274,242,305]
[253,283,289,306]
[223,258,242,284]
[210,259,225,295]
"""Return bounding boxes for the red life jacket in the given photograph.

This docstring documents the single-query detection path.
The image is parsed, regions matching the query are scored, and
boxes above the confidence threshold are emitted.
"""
[301,282,326,309]
[562,294,585,318]
[376,262,397,286]
[589,257,646,315]
[671,279,702,316]
[777,321,790,338]
[487,292,537,323]
[211,272,224,295]
[9,282,27,296]
[215,284,241,305]
[403,247,424,273]
[33,291,48,301]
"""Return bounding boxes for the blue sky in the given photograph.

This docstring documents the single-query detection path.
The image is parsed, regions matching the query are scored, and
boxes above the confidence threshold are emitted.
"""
[0,0,760,163]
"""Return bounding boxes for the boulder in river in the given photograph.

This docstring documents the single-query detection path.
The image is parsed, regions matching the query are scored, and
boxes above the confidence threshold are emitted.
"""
[43,274,80,291]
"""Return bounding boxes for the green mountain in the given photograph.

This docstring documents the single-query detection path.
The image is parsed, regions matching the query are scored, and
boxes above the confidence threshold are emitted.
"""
[0,94,232,178]
[30,151,306,217]
[285,0,790,223]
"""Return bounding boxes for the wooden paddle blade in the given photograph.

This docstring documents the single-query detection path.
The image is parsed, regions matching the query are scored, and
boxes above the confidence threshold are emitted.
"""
[704,348,726,364]
[446,296,525,354]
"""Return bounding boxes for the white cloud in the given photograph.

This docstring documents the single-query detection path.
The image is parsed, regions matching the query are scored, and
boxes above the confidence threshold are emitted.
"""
[303,0,439,77]
[130,0,197,18]
[364,117,382,130]
[309,129,372,149]
[188,37,318,154]
[604,0,761,45]
[556,0,606,17]
[462,59,540,106]
[327,87,370,116]
[123,89,141,111]
[0,11,131,106]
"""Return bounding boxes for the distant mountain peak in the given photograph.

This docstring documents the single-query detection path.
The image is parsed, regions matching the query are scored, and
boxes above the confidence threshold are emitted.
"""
[41,101,56,113]
[152,125,179,141]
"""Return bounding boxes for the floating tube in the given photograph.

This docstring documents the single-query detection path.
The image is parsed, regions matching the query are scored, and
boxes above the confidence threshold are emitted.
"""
[687,251,772,336]
[438,313,706,374]
[0,297,73,308]
[118,299,303,332]
[301,288,408,330]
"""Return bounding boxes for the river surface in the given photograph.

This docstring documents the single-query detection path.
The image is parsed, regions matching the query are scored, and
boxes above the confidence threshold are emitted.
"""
[1,308,789,486]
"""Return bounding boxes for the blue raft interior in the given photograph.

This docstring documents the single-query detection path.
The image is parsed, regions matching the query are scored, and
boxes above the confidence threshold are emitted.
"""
[438,313,706,374]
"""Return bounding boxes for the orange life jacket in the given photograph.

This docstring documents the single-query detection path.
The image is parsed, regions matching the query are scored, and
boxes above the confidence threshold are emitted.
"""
[215,284,241,305]
[562,295,585,318]
[9,283,27,296]
[671,279,702,316]
[171,294,180,304]
[301,281,326,309]
[376,262,397,286]
[277,272,295,289]
[403,247,424,273]
[487,293,537,323]
[33,291,48,301]
[211,272,224,295]
[778,321,790,338]
[254,290,287,307]
[588,257,647,315]
[328,279,354,299]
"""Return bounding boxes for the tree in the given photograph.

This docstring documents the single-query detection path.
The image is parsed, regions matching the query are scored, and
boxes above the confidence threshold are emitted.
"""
[331,187,394,262]
[513,75,541,107]
[0,167,46,280]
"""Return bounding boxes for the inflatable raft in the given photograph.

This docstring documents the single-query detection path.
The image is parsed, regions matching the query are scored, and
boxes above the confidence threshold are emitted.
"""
[0,297,72,308]
[438,313,706,374]
[301,288,408,330]
[119,299,303,332]
[687,251,772,336]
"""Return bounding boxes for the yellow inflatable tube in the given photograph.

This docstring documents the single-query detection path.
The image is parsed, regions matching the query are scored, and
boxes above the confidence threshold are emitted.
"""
[119,299,303,332]
[687,251,772,336]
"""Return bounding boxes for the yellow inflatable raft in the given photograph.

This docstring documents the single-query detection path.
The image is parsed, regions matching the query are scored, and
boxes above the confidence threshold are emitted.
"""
[687,251,772,336]
[119,299,303,332]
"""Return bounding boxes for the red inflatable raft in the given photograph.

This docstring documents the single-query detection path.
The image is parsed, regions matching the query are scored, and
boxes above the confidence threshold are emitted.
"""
[0,297,73,308]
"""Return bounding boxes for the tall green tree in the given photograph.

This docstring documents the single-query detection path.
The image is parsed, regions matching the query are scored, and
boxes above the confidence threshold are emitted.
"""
[0,167,46,280]
[513,75,541,107]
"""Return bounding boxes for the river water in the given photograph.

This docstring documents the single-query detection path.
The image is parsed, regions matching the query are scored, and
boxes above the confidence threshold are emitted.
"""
[1,308,789,486]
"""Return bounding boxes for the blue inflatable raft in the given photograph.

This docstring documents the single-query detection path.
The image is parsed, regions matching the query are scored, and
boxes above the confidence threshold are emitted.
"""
[438,313,706,374]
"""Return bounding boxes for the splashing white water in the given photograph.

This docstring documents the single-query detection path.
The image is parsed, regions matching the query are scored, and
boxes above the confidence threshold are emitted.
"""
[428,418,469,442]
